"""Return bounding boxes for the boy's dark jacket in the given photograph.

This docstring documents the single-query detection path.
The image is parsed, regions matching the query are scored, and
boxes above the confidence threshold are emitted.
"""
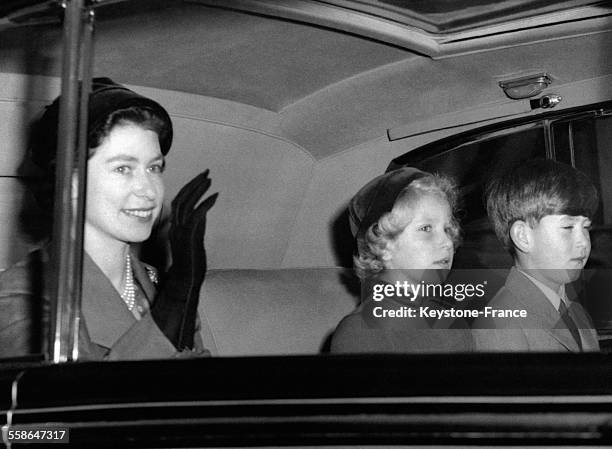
[472,267,599,352]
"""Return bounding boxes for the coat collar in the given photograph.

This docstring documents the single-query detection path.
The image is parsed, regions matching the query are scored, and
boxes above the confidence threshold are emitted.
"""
[506,268,581,352]
[81,250,156,349]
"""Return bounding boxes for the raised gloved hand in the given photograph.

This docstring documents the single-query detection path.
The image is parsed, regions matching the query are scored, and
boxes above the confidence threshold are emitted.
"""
[151,170,218,350]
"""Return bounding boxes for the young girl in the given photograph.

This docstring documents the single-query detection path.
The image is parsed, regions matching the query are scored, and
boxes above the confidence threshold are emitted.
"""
[0,78,215,360]
[331,167,473,353]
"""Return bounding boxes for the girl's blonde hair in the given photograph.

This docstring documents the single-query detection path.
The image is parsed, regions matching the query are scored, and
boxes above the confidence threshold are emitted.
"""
[354,173,460,279]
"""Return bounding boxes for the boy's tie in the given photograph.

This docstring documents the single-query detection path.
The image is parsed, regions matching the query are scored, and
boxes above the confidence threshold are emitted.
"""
[558,300,582,351]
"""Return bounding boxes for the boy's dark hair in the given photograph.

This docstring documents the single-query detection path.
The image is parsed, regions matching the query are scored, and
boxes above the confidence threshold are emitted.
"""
[486,158,598,253]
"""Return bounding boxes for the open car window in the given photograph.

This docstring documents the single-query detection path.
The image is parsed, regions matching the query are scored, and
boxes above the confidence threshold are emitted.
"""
[0,0,611,363]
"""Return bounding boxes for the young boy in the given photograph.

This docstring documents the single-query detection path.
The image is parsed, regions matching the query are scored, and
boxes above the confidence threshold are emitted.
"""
[472,159,600,352]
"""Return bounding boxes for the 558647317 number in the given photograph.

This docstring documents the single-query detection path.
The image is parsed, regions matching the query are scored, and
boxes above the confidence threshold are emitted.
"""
[2,426,69,444]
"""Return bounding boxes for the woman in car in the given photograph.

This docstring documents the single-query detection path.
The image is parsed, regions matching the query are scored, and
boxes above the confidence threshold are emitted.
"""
[330,167,474,353]
[0,77,216,360]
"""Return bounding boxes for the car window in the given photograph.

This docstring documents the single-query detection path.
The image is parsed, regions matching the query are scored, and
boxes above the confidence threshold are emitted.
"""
[390,108,612,342]
[552,113,612,333]
[2,0,612,365]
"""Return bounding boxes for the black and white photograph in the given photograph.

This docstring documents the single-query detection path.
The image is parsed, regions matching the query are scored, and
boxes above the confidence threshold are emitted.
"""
[1,0,612,447]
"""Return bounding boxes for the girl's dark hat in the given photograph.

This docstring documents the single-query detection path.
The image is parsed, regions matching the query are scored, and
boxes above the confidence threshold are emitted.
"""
[348,167,426,245]
[30,77,173,169]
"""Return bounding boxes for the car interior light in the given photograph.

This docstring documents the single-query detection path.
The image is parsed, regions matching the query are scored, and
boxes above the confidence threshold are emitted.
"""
[499,73,552,99]
[530,94,562,110]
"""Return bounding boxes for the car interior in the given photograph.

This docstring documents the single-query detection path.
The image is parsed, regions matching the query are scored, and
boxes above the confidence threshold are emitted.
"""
[2,1,612,447]
[1,0,612,357]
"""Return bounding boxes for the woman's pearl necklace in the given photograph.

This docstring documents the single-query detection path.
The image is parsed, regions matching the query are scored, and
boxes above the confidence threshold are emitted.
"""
[121,252,136,312]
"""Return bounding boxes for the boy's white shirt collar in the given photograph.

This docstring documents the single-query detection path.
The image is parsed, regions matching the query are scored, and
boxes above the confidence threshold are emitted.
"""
[517,267,568,312]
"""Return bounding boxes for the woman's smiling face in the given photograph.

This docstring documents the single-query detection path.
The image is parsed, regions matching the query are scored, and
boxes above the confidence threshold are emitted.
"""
[85,123,165,246]
[384,193,455,271]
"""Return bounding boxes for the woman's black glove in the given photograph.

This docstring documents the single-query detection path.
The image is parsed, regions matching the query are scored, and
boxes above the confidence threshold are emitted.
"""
[151,170,218,350]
